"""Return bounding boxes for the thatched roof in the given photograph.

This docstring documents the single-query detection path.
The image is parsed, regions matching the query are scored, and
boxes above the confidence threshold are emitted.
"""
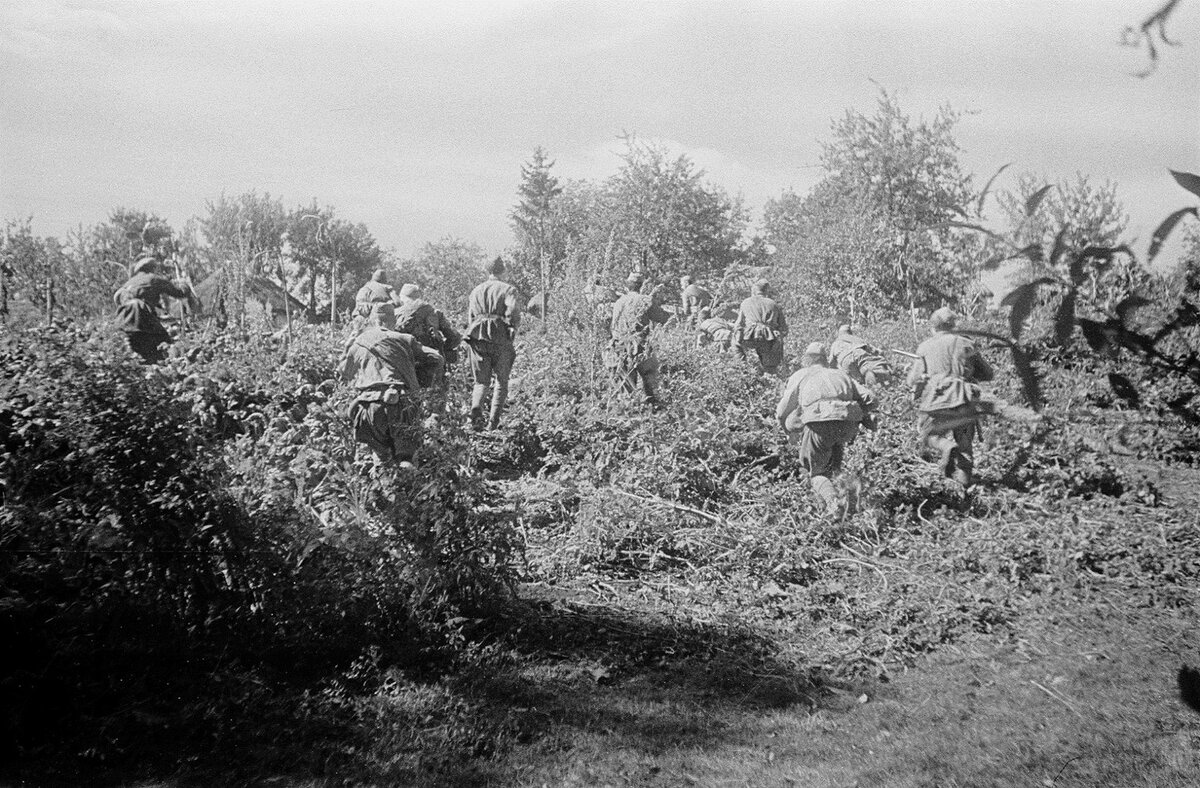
[195,272,307,315]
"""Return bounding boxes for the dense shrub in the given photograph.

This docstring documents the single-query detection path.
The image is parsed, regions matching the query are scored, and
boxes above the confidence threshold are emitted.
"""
[0,322,519,759]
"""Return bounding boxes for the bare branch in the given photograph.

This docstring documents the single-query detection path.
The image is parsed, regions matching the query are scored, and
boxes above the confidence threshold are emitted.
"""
[1121,0,1185,77]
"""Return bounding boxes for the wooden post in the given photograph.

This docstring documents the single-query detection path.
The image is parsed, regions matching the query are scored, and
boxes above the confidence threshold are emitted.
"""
[329,259,337,326]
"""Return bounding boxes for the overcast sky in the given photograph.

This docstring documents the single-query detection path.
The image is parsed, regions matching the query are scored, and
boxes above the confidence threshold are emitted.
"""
[2,0,1197,261]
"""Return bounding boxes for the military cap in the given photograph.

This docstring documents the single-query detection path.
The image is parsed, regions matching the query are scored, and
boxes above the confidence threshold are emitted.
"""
[626,272,645,289]
[752,279,771,294]
[485,256,506,275]
[371,269,388,283]
[804,341,828,358]
[399,283,421,299]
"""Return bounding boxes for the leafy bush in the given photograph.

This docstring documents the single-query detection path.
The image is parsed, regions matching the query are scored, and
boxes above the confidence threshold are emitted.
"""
[0,321,519,762]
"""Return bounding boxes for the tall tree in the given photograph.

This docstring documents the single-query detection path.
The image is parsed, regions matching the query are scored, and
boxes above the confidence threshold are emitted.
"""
[767,89,978,321]
[511,147,565,292]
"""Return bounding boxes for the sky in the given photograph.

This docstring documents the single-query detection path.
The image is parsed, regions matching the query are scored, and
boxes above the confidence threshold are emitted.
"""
[2,0,1198,263]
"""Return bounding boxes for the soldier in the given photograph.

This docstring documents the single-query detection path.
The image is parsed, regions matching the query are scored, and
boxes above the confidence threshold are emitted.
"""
[696,307,735,351]
[353,269,397,319]
[830,324,892,386]
[733,280,788,374]
[394,283,462,377]
[679,275,713,328]
[113,252,197,364]
[464,257,522,430]
[337,303,444,469]
[906,307,995,488]
[583,278,619,339]
[609,275,670,406]
[776,342,876,517]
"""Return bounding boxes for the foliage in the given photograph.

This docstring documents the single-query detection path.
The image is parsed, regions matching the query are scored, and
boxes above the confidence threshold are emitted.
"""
[511,146,566,292]
[394,236,492,318]
[767,89,980,321]
[0,322,519,766]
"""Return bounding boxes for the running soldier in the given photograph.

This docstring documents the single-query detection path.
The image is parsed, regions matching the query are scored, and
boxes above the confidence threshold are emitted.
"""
[354,269,397,319]
[395,283,462,377]
[696,307,735,351]
[464,257,522,430]
[113,252,197,364]
[338,304,444,469]
[906,307,995,488]
[829,325,892,386]
[733,280,788,374]
[776,342,876,517]
[679,275,713,328]
[609,275,670,406]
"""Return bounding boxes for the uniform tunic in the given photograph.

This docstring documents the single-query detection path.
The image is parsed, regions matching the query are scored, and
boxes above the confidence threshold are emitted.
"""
[465,278,522,427]
[338,327,443,462]
[830,331,891,384]
[733,295,788,372]
[680,283,713,323]
[907,330,995,485]
[776,365,875,513]
[113,272,192,362]
[395,300,462,366]
[609,292,669,400]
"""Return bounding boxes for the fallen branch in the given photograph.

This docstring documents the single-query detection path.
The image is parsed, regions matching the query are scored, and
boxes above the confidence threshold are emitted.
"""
[608,486,725,526]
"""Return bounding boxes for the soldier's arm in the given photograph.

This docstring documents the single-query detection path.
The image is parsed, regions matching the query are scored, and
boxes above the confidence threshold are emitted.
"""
[732,306,746,341]
[414,342,445,385]
[437,311,462,348]
[906,356,926,387]
[505,286,522,333]
[155,275,192,300]
[852,379,876,410]
[775,376,799,427]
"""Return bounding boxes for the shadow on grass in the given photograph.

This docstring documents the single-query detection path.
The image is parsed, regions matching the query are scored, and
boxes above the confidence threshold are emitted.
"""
[3,591,865,787]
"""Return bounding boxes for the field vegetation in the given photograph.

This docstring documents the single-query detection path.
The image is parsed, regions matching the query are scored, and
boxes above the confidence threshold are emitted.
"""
[3,89,1200,786]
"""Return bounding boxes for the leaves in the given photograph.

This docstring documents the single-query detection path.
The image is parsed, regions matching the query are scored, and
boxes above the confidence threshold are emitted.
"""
[1048,225,1071,268]
[1107,373,1140,408]
[1115,295,1152,326]
[1000,278,1056,342]
[1054,289,1077,346]
[976,162,1013,215]
[1169,170,1200,201]
[1078,319,1112,353]
[1025,185,1054,217]
[1148,207,1197,262]
[1008,344,1044,411]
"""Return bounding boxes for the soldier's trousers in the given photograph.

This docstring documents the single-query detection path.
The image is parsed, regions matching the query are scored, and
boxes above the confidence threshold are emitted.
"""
[467,339,516,428]
[796,420,859,515]
[350,397,421,464]
[737,338,784,374]
[918,407,979,487]
[126,331,170,364]
[608,340,660,403]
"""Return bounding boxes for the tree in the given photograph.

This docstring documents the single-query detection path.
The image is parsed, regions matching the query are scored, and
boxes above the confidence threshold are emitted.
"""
[286,203,383,318]
[603,136,748,282]
[511,147,565,295]
[398,237,489,318]
[767,90,978,321]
